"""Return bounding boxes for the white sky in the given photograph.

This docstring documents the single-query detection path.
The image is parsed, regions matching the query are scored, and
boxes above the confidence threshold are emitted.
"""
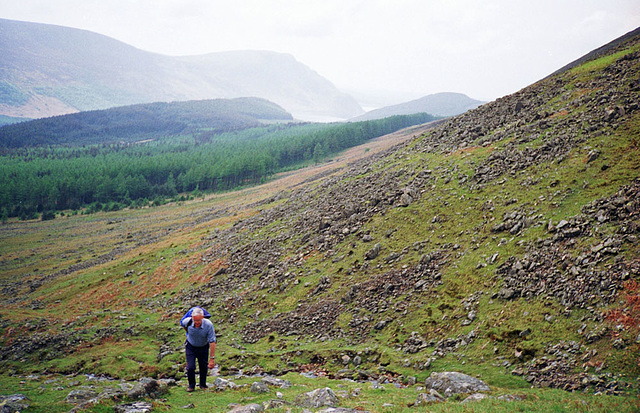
[1,0,639,103]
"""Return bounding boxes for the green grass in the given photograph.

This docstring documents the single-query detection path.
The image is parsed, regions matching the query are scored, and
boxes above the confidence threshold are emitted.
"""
[1,370,638,413]
[569,43,640,76]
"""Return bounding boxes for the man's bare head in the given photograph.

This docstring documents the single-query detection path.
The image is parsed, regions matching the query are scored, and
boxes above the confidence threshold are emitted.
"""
[192,307,204,321]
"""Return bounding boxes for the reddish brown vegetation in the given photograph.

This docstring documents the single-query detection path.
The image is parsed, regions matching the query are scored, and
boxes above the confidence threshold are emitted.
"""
[607,280,640,330]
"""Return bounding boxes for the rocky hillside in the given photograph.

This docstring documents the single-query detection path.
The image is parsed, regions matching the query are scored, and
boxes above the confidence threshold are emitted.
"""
[350,92,484,121]
[1,26,639,412]
[0,19,363,122]
[169,27,640,392]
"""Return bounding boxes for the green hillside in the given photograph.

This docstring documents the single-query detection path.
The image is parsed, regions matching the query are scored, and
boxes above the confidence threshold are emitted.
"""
[0,97,293,148]
[0,29,639,412]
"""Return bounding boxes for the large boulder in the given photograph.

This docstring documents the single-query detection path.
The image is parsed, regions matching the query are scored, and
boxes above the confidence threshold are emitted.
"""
[294,387,340,408]
[424,372,490,397]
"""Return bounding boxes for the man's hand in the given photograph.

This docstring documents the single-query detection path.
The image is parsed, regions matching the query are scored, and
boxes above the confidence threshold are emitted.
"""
[208,358,215,369]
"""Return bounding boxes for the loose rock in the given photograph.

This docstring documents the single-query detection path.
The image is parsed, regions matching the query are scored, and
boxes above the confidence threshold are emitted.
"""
[250,381,270,394]
[226,404,264,413]
[113,402,153,413]
[294,387,340,408]
[424,372,490,397]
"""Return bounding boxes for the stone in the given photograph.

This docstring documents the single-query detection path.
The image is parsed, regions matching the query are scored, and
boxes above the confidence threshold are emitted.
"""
[365,243,381,260]
[498,287,516,300]
[586,150,600,163]
[261,376,292,389]
[214,377,239,390]
[424,372,490,397]
[261,399,289,410]
[353,355,362,366]
[0,394,29,412]
[415,389,445,405]
[113,402,153,413]
[374,320,387,330]
[519,328,531,337]
[98,386,127,401]
[370,382,384,390]
[226,404,264,413]
[126,378,167,400]
[65,388,98,404]
[399,193,413,207]
[461,393,493,403]
[250,381,270,394]
[294,387,340,408]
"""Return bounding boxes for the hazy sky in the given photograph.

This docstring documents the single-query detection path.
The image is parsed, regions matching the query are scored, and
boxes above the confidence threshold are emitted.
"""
[2,1,639,104]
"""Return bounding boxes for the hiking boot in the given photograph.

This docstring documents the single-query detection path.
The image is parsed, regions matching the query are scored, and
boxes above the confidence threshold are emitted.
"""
[186,387,195,392]
[199,385,208,389]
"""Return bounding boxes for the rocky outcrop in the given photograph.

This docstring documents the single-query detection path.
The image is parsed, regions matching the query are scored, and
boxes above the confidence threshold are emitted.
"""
[424,372,490,397]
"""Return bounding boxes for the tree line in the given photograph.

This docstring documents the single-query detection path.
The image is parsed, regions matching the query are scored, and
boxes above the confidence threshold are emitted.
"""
[0,113,438,220]
[0,97,293,148]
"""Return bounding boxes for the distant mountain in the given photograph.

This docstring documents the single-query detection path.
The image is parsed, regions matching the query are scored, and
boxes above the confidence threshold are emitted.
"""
[0,18,363,122]
[0,97,293,148]
[350,92,484,121]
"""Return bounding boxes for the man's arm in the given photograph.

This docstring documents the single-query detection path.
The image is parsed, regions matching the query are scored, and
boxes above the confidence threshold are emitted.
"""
[209,342,216,360]
[208,342,216,368]
[208,323,216,368]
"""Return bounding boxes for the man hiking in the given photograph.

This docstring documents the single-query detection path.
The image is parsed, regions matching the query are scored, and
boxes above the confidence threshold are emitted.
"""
[180,307,216,391]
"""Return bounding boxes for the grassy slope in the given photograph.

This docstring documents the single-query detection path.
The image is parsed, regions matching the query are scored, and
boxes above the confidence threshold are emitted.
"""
[1,41,640,412]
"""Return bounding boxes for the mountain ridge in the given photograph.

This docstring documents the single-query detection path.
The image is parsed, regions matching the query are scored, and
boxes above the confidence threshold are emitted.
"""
[0,96,293,148]
[0,18,364,122]
[350,92,484,122]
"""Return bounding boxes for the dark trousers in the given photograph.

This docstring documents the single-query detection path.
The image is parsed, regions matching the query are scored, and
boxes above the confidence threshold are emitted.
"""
[185,341,209,388]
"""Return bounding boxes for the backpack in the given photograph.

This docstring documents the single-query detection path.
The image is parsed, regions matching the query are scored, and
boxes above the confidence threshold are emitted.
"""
[180,307,211,333]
